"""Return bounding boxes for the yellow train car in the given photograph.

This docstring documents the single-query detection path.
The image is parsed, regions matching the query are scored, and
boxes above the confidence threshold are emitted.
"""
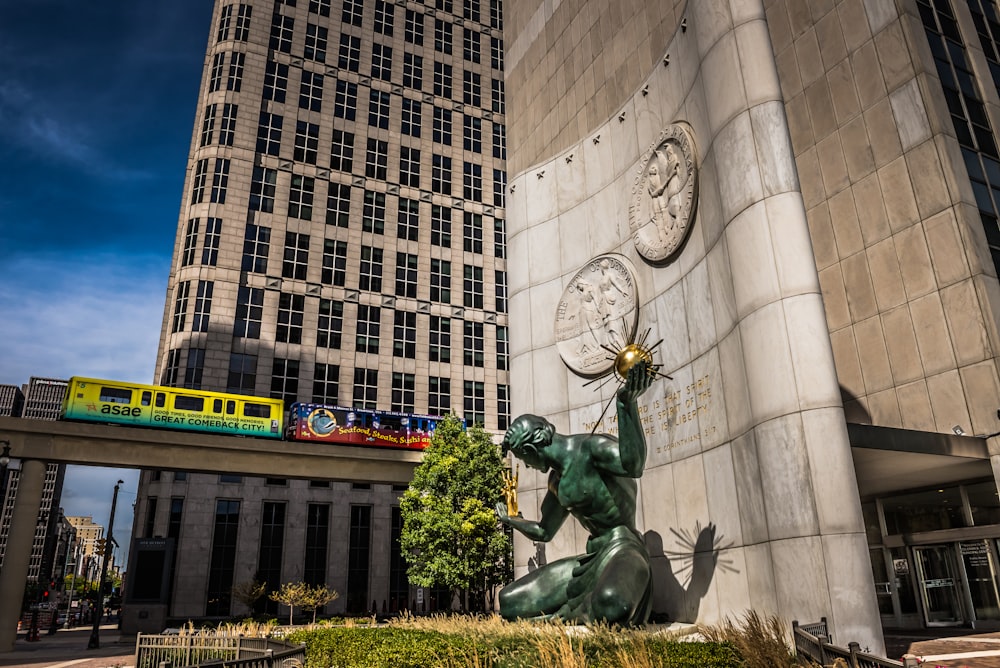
[61,377,283,439]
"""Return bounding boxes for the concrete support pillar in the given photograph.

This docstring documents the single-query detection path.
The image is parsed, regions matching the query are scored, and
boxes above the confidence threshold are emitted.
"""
[0,459,47,652]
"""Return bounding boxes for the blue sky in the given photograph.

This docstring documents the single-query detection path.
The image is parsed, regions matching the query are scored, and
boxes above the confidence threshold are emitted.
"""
[0,1,214,558]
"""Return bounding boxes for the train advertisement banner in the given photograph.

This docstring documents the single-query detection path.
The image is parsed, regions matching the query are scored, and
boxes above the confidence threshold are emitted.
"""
[289,404,435,450]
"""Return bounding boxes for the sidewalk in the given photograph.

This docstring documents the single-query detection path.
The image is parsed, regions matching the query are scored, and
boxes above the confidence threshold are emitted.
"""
[885,628,1000,667]
[0,625,135,668]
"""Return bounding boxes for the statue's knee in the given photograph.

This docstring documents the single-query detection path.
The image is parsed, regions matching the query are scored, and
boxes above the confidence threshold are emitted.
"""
[592,586,633,624]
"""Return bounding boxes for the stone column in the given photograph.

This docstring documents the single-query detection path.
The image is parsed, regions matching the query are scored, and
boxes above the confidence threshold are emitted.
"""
[0,459,47,652]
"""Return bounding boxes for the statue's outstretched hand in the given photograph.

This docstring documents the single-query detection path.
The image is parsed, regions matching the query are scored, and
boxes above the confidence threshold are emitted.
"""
[495,501,514,525]
[618,360,653,404]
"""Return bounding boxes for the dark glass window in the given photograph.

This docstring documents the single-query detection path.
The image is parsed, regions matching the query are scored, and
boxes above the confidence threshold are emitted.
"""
[206,500,241,616]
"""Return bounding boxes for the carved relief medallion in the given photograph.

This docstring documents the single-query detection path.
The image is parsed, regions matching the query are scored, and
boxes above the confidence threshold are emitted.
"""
[555,254,640,377]
[629,123,698,263]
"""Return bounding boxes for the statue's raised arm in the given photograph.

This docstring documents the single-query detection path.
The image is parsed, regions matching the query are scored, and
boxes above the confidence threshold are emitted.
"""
[614,360,654,477]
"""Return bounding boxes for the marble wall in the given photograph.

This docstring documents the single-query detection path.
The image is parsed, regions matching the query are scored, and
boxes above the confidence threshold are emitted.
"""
[505,0,883,651]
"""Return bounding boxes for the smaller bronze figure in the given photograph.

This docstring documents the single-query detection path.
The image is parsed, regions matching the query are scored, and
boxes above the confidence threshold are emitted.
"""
[496,361,655,625]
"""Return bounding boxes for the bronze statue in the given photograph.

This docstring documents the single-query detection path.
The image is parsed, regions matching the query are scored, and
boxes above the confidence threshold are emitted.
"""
[496,360,654,625]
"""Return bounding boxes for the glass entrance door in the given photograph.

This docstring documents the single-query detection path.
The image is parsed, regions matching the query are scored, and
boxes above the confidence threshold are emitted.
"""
[914,545,964,626]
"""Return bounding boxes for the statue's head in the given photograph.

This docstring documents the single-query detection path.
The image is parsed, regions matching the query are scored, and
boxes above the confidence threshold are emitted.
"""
[502,415,555,471]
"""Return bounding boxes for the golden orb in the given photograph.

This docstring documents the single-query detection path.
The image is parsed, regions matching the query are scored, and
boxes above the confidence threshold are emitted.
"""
[614,343,653,380]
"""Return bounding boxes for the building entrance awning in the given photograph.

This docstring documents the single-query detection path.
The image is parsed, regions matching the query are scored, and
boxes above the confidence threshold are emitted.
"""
[848,423,993,498]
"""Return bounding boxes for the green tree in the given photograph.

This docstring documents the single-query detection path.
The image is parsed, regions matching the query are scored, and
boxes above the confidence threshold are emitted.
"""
[400,414,511,612]
[269,582,310,624]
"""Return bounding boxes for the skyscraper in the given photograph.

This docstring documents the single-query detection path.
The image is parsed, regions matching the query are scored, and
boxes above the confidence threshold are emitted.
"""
[133,0,508,619]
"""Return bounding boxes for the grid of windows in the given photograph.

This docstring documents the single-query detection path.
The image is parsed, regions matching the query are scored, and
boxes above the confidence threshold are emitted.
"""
[464,264,483,308]
[219,104,237,145]
[428,376,450,415]
[374,0,394,35]
[206,500,240,616]
[310,0,331,15]
[401,98,421,137]
[359,246,383,292]
[464,380,485,425]
[317,298,344,348]
[283,232,310,280]
[201,104,217,146]
[391,372,415,412]
[493,168,506,207]
[305,23,328,62]
[184,348,206,389]
[494,218,506,257]
[346,504,372,613]
[300,71,324,111]
[227,353,257,393]
[202,217,222,265]
[313,364,339,403]
[339,33,361,71]
[431,259,451,303]
[172,281,190,333]
[433,106,452,144]
[335,80,358,120]
[395,252,418,297]
[277,292,305,344]
[397,197,419,239]
[463,212,483,253]
[227,52,245,91]
[211,159,230,204]
[368,89,391,129]
[193,281,214,333]
[434,18,453,54]
[191,158,209,204]
[464,0,480,22]
[429,316,451,362]
[403,52,423,89]
[295,121,320,164]
[431,205,452,246]
[399,146,420,186]
[491,78,504,113]
[234,286,264,338]
[331,129,355,171]
[492,122,505,159]
[496,324,508,370]
[490,0,502,29]
[371,43,393,81]
[242,223,270,273]
[343,0,363,27]
[289,174,315,220]
[326,183,351,227]
[218,4,234,42]
[464,320,484,367]
[491,36,504,71]
[182,219,200,266]
[264,60,289,102]
[366,138,388,179]
[235,3,252,39]
[433,61,453,98]
[463,162,482,200]
[463,70,482,106]
[353,368,378,410]
[405,8,424,45]
[463,28,480,63]
[270,358,300,403]
[250,166,277,212]
[162,349,181,386]
[270,12,294,52]
[495,268,507,312]
[209,53,225,92]
[464,115,482,152]
[432,154,452,194]
[497,384,509,430]
[393,311,417,358]
[363,190,386,233]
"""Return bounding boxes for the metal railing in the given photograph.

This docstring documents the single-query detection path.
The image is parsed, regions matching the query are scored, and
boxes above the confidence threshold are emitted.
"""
[793,618,915,668]
[135,633,305,668]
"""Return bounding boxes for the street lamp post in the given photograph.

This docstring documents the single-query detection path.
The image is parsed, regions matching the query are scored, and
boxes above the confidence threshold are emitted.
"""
[88,480,123,650]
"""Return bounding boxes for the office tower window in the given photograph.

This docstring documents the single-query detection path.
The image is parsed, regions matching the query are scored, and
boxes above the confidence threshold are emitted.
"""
[184,348,206,389]
[220,474,243,483]
[257,113,283,155]
[347,505,372,613]
[430,259,451,303]
[206,500,241,616]
[331,129,355,171]
[172,281,190,333]
[250,166,277,212]
[428,376,450,415]
[431,204,452,246]
[299,71,324,111]
[162,349,181,386]
[491,78,504,113]
[317,298,344,348]
[429,315,451,362]
[492,122,505,159]
[305,23,328,62]
[496,324,508,370]
[403,52,423,89]
[464,380,485,426]
[463,161,482,200]
[257,502,286,613]
[200,104,217,146]
[339,33,361,71]
[310,0,331,15]
[353,369,378,410]
[463,28,480,63]
[464,0,480,22]
[227,353,257,393]
[168,497,184,537]
[434,19,453,54]
[356,305,381,353]
[191,158,209,204]
[217,5,234,42]
[270,358,300,403]
[463,264,483,308]
[294,121,320,164]
[491,35,503,71]
[374,0,394,35]
[397,197,419,239]
[342,0,363,26]
[391,372,415,412]
[464,320,484,367]
[312,364,339,403]
[234,286,264,338]
[209,53,225,92]
[335,80,358,120]
[322,239,348,286]
[277,292,305,344]
[436,0,454,11]
[463,212,482,253]
[182,219,200,266]
[494,269,507,312]
[219,104,237,146]
[365,138,388,179]
[198,219,219,269]
[493,218,506,258]
[288,174,315,220]
[362,190,386,234]
[270,12,294,53]
[497,384,509,430]
[242,223,270,273]
[235,4,252,39]
[401,99,421,137]
[493,168,506,207]
[433,61,453,98]
[463,70,481,106]
[227,52,245,91]
[211,159,230,204]
[399,146,420,187]
[264,60,289,102]
[326,183,351,228]
[192,280,214,333]
[371,43,393,81]
[282,232,310,280]
[304,504,330,588]
[489,0,502,29]
[432,154,451,194]
[464,115,482,152]
[393,311,417,358]
[359,246,383,292]
[405,8,424,45]
[433,106,452,144]
[368,89,391,129]
[395,252,418,298]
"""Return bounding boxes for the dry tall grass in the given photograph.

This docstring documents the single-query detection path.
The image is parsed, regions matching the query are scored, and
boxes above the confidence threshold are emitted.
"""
[698,610,799,668]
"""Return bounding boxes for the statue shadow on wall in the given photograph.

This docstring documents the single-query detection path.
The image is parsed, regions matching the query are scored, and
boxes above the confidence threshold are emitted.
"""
[645,522,736,624]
